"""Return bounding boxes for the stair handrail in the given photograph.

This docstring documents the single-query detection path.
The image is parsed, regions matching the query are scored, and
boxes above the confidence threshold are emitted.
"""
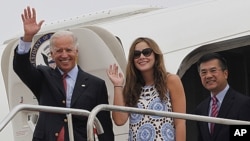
[0,104,104,141]
[87,104,250,141]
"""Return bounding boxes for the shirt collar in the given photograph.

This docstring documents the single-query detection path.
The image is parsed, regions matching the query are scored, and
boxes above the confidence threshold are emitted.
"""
[211,84,229,104]
[58,65,78,81]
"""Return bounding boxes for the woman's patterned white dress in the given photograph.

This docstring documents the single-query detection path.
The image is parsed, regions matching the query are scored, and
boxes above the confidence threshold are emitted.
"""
[129,85,175,141]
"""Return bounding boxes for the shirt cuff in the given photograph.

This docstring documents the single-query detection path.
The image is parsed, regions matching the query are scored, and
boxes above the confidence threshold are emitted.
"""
[17,37,32,54]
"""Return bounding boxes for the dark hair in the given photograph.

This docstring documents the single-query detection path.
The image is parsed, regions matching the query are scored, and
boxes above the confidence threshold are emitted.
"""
[197,53,228,72]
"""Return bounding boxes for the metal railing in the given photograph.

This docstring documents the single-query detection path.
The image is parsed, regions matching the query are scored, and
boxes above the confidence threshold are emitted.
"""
[86,104,250,141]
[0,104,104,141]
[2,104,250,141]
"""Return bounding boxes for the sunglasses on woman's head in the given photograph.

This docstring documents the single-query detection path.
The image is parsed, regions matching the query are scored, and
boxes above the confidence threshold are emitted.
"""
[133,48,153,59]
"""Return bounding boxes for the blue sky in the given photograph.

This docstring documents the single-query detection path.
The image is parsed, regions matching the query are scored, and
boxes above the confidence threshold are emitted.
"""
[0,0,200,43]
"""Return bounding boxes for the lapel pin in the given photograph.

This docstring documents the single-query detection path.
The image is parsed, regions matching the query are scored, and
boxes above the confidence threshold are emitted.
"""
[81,84,86,87]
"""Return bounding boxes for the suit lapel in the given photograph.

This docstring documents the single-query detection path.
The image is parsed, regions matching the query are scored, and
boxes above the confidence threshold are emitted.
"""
[52,68,66,97]
[217,88,234,117]
[203,98,212,137]
[70,69,88,106]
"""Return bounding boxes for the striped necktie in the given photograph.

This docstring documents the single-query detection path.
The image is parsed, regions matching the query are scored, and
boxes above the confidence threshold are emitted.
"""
[210,96,218,134]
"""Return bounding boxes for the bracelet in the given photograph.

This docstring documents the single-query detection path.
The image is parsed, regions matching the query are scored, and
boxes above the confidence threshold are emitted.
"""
[114,86,123,88]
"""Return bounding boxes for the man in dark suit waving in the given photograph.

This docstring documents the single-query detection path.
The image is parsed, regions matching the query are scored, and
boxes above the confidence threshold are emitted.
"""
[13,6,114,141]
[195,52,250,141]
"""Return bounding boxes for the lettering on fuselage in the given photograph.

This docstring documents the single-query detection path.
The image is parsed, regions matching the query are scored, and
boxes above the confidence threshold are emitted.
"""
[30,32,55,68]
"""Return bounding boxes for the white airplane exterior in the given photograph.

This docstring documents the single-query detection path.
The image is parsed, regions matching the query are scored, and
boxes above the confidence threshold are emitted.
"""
[1,0,250,140]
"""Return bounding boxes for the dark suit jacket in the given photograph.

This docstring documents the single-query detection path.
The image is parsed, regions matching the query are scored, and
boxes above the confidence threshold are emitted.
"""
[195,88,250,141]
[13,49,114,141]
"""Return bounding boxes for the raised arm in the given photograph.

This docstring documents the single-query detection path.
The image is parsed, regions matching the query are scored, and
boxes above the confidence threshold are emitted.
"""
[107,64,129,125]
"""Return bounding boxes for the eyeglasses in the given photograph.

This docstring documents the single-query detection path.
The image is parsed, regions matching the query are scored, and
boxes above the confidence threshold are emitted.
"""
[133,48,153,59]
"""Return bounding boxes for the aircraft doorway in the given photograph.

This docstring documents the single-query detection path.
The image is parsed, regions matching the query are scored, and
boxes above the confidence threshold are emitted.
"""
[181,35,250,141]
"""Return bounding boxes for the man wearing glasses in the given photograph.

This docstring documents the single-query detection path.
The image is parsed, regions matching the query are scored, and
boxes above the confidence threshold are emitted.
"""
[195,52,250,141]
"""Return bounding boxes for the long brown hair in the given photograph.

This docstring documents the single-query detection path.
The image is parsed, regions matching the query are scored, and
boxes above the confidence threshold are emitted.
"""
[123,37,169,107]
